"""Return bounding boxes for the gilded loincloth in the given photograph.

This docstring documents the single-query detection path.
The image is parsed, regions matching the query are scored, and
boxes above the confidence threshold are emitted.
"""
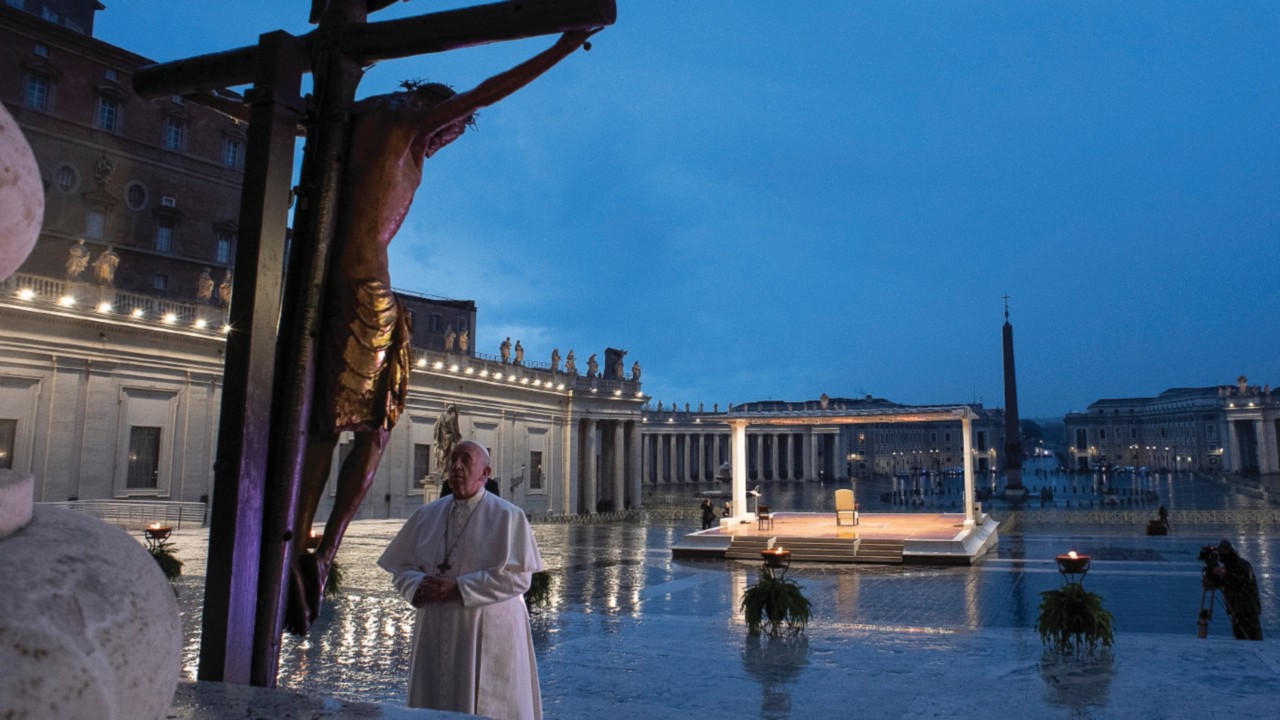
[315,279,412,436]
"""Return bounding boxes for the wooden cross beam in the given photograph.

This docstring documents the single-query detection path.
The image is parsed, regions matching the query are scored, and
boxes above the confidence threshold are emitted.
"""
[134,0,616,98]
[132,0,615,688]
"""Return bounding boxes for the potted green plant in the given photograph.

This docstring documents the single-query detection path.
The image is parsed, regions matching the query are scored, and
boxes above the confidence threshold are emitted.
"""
[147,539,184,582]
[1037,581,1115,655]
[740,566,811,637]
[525,570,553,610]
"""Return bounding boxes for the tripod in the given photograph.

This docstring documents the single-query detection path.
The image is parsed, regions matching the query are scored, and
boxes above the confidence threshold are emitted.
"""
[1197,585,1226,638]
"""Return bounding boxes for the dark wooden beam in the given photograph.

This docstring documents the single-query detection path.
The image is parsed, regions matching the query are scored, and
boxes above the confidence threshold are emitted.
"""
[249,0,369,686]
[348,0,616,62]
[198,29,307,684]
[132,0,615,98]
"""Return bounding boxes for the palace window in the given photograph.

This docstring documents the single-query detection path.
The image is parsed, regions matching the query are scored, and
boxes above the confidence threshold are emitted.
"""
[152,273,169,290]
[84,209,105,239]
[414,443,431,482]
[429,313,443,332]
[126,426,162,489]
[216,230,234,264]
[53,165,78,193]
[154,219,175,253]
[163,117,186,151]
[222,137,244,169]
[0,419,15,470]
[96,96,121,132]
[529,451,544,490]
[126,182,147,210]
[23,73,51,110]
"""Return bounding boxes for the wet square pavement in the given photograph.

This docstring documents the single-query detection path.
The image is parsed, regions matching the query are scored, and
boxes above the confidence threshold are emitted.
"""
[167,518,1280,718]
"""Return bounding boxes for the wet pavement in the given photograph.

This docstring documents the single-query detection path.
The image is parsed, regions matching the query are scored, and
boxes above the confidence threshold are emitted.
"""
[164,510,1280,719]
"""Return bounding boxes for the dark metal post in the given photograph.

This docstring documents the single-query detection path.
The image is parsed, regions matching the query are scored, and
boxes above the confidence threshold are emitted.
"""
[198,30,307,684]
[250,0,368,686]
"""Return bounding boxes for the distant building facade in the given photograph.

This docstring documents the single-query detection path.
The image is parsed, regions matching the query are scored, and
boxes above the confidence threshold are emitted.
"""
[0,281,646,518]
[1063,377,1279,475]
[3,0,246,305]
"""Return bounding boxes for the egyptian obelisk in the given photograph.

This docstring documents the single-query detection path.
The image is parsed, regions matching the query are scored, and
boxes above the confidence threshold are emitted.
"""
[1001,297,1025,495]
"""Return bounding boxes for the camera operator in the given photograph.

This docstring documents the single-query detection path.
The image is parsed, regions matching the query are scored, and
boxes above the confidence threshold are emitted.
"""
[1206,540,1263,640]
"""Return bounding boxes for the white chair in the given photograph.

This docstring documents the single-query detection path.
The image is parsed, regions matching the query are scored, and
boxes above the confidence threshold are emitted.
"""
[835,488,858,526]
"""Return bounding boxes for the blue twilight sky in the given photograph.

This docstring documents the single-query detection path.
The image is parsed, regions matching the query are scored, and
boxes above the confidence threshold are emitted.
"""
[96,1,1280,419]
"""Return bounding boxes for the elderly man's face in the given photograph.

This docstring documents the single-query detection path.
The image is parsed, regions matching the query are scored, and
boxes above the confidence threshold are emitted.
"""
[448,444,489,499]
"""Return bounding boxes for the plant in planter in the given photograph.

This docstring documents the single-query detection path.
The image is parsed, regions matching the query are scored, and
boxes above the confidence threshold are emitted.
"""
[147,539,184,583]
[740,567,811,637]
[524,570,553,610]
[1037,581,1115,655]
[324,558,344,599]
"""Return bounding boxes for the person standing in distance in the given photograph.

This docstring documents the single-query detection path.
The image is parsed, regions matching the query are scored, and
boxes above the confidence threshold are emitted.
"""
[378,441,545,718]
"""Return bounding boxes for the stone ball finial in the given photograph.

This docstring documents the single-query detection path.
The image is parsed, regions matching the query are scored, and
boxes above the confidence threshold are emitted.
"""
[0,499,182,719]
[0,103,44,281]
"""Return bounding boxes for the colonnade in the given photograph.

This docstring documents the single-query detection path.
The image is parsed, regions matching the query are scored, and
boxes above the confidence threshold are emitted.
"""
[573,417,643,514]
[639,427,841,483]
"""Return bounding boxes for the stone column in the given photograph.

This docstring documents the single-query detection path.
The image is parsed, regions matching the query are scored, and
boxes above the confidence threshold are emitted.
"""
[583,419,598,513]
[772,432,782,480]
[700,432,710,481]
[731,421,748,522]
[785,433,795,480]
[962,415,975,528]
[640,432,650,485]
[833,430,845,479]
[628,421,643,508]
[667,432,677,483]
[803,429,815,480]
[682,431,692,482]
[612,422,625,511]
[1225,421,1239,472]
[753,431,764,482]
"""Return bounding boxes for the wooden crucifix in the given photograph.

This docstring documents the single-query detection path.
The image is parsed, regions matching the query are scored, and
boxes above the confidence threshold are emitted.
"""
[133,0,615,688]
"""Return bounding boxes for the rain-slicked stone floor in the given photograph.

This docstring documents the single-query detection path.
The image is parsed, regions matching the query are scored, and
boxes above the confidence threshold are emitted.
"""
[166,514,1280,719]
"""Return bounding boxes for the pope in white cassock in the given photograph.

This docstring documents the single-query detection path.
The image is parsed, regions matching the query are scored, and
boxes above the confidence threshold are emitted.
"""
[378,440,544,719]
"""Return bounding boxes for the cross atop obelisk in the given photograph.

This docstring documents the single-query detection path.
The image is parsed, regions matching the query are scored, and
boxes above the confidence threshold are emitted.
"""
[133,0,615,687]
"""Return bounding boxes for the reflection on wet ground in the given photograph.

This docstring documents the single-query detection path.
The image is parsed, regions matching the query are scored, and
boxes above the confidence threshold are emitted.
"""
[171,511,1279,715]
[648,469,1276,515]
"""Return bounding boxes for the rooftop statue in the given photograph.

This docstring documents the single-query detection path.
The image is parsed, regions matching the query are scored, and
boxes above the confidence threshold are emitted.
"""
[196,267,215,303]
[92,246,119,287]
[66,239,90,280]
[218,270,233,306]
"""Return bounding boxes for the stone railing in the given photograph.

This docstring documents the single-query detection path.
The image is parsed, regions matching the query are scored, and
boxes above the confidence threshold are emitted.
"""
[2,272,224,332]
[37,499,208,529]
[999,508,1280,528]
[413,349,642,396]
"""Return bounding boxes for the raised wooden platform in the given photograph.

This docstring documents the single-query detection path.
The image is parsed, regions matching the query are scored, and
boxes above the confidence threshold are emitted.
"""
[672,511,999,565]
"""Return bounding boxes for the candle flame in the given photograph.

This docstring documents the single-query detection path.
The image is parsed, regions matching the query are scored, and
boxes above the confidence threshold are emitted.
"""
[1067,551,1078,559]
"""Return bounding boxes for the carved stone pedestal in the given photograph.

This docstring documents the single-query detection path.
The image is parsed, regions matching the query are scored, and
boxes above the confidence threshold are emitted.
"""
[0,469,181,719]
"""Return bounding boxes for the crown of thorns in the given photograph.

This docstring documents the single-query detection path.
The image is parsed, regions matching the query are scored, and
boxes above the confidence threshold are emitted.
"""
[399,79,478,127]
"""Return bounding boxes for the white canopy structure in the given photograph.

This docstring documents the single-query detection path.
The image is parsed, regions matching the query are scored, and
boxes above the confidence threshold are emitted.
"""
[712,405,981,528]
